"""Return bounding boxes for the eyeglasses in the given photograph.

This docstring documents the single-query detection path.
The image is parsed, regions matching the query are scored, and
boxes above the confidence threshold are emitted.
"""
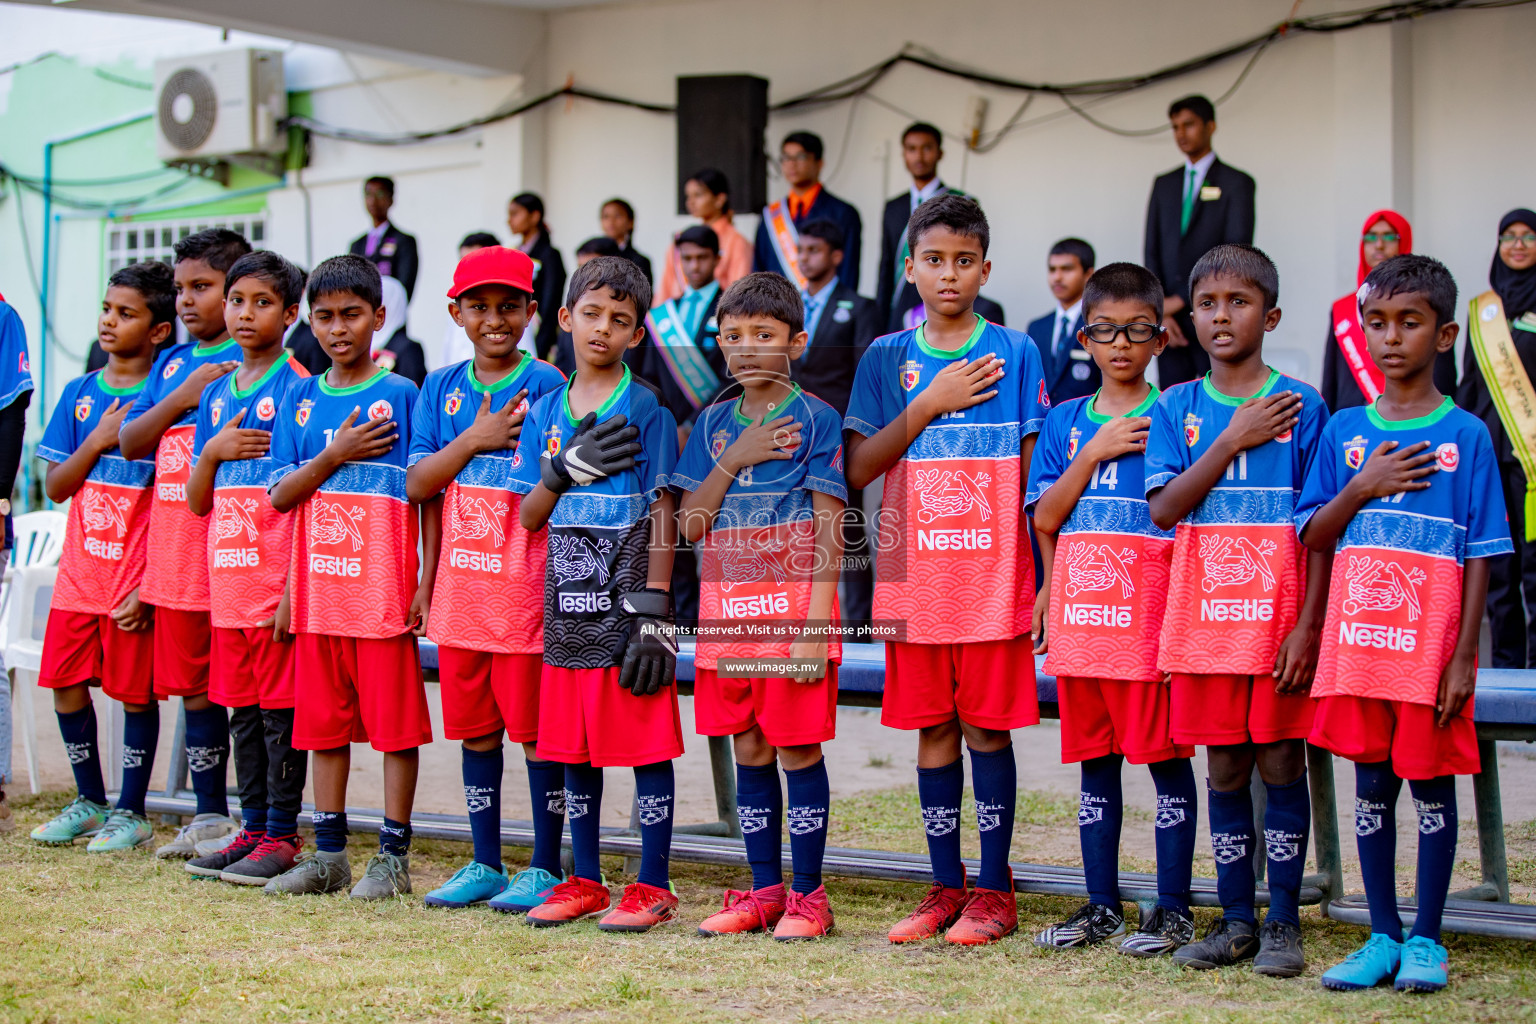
[1362,232,1399,244]
[1501,233,1536,247]
[1083,322,1162,344]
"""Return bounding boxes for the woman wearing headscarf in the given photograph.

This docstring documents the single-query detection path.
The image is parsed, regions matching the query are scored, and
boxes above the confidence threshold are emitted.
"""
[654,168,754,305]
[1321,210,1455,411]
[506,192,567,362]
[1459,208,1536,667]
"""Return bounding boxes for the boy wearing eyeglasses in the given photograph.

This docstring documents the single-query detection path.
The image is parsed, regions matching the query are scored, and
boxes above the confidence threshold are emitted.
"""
[1026,263,1199,956]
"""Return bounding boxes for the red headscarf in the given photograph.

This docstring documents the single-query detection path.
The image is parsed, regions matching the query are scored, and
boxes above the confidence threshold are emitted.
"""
[1354,209,1413,287]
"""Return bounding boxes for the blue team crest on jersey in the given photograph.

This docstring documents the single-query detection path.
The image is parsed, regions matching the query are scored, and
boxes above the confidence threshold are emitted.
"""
[210,396,225,427]
[710,429,730,459]
[544,424,562,456]
[295,398,314,427]
[901,359,921,391]
[162,357,184,380]
[1184,413,1201,447]
[74,393,93,421]
[1343,434,1368,470]
[256,395,276,421]
[445,388,464,416]
[1067,426,1081,461]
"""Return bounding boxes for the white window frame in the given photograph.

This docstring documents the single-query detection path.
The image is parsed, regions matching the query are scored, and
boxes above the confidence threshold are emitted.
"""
[106,213,267,274]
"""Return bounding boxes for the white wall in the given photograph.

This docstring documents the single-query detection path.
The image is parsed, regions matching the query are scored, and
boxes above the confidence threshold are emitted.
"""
[538,0,1536,384]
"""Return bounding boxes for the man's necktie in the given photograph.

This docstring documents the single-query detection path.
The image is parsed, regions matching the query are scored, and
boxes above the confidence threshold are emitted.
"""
[1180,166,1197,235]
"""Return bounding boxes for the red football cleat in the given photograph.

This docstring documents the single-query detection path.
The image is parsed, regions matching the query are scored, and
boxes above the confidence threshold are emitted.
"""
[524,876,611,927]
[945,882,1018,946]
[773,885,835,941]
[598,881,679,933]
[888,879,970,944]
[698,884,787,936]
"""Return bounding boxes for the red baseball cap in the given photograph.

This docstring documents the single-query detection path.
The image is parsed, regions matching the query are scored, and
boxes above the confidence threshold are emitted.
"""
[447,245,535,299]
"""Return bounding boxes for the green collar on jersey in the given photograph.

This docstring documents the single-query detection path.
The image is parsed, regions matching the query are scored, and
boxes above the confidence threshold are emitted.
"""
[914,313,986,360]
[95,371,148,396]
[191,336,238,357]
[734,382,803,426]
[562,363,630,426]
[1366,395,1454,431]
[229,355,291,399]
[468,355,527,394]
[1086,384,1160,424]
[318,366,389,396]
[1201,366,1280,407]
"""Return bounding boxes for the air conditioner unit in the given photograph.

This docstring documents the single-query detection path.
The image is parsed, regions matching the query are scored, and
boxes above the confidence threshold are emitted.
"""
[154,48,286,163]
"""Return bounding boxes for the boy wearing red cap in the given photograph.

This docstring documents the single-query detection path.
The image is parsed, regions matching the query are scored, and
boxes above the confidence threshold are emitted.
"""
[407,247,568,910]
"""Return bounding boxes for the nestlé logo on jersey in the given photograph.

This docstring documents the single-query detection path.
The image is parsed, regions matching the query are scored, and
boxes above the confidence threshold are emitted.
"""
[900,359,921,392]
[1343,435,1368,470]
[1184,413,1202,447]
[444,388,463,416]
[720,592,790,618]
[255,396,276,421]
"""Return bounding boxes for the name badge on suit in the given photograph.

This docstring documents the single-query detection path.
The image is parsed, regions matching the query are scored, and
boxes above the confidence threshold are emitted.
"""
[1068,348,1093,381]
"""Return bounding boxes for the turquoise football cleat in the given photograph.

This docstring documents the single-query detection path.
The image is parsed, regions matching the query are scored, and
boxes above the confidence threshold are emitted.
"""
[1320,932,1401,991]
[423,861,510,908]
[488,866,564,913]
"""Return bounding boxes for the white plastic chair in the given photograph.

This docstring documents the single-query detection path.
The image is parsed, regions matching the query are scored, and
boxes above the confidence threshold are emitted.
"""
[9,564,56,794]
[0,510,66,645]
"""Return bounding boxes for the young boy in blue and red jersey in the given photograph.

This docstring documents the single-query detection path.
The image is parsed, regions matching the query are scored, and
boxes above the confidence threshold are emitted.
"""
[511,256,683,933]
[1144,244,1331,977]
[845,194,1049,946]
[183,251,312,884]
[1300,256,1510,994]
[30,262,169,851]
[119,228,251,858]
[406,246,568,911]
[265,255,433,899]
[1026,263,1199,955]
[675,273,846,940]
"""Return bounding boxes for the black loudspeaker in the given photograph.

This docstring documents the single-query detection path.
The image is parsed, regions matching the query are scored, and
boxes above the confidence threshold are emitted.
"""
[676,75,768,216]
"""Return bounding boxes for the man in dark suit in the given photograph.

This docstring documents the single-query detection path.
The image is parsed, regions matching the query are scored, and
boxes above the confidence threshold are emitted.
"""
[1027,238,1100,404]
[794,219,879,627]
[348,175,420,300]
[877,122,969,333]
[600,198,653,283]
[1143,95,1256,385]
[754,132,862,291]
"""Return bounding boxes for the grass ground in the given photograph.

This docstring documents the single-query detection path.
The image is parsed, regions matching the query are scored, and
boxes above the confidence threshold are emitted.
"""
[3,787,1534,1024]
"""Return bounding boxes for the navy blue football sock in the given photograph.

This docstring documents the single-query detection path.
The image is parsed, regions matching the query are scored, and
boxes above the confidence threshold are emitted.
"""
[461,745,503,870]
[526,758,566,877]
[1207,781,1257,925]
[242,805,269,836]
[1148,757,1198,914]
[917,759,965,889]
[633,761,674,889]
[736,761,784,890]
[1079,754,1124,907]
[1353,760,1404,937]
[785,758,830,894]
[116,707,160,816]
[182,704,230,818]
[1262,774,1310,927]
[56,705,106,805]
[379,816,412,857]
[968,745,1016,892]
[1407,775,1458,943]
[564,763,604,883]
[312,810,348,853]
[264,806,295,841]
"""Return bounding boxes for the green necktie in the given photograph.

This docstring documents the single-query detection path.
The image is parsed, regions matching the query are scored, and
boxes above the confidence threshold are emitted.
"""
[1180,166,1197,235]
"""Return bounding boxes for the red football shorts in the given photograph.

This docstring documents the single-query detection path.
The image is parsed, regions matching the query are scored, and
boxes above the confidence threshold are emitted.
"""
[152,606,211,698]
[882,636,1039,731]
[1311,694,1479,779]
[1057,676,1195,765]
[292,632,432,753]
[210,626,295,710]
[693,664,839,747]
[1169,673,1315,746]
[38,609,155,704]
[437,646,542,743]
[536,664,684,768]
